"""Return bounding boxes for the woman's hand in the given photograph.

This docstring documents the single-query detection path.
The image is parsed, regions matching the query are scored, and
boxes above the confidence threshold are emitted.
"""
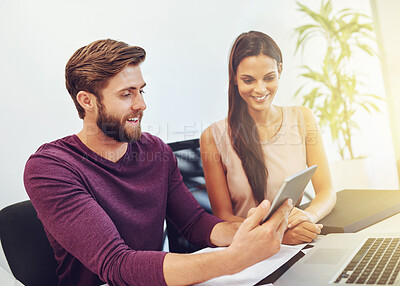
[280,207,322,245]
[282,221,323,245]
[287,207,318,228]
[251,205,322,245]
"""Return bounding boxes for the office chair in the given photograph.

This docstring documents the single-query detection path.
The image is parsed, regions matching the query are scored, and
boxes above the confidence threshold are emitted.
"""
[167,139,213,253]
[0,200,59,286]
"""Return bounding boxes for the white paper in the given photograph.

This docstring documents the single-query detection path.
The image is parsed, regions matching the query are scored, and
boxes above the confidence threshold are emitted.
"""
[194,244,305,286]
[0,266,23,286]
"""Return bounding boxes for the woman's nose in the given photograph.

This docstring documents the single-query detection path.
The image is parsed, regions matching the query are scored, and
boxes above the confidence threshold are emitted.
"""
[254,81,267,94]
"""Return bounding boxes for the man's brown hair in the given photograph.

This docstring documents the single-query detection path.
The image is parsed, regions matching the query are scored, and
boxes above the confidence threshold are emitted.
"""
[65,39,146,119]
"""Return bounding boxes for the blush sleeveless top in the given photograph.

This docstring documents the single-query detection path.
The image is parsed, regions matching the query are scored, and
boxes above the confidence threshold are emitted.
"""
[211,106,307,218]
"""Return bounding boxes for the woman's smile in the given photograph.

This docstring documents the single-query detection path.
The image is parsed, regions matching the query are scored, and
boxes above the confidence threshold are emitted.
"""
[250,93,269,102]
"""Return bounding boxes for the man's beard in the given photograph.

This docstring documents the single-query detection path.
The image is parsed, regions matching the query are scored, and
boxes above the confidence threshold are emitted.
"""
[96,102,143,143]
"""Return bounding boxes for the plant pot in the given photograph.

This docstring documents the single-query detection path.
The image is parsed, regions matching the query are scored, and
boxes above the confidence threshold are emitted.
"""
[330,157,373,192]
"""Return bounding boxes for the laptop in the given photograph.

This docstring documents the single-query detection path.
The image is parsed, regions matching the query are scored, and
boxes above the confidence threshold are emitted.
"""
[274,233,400,285]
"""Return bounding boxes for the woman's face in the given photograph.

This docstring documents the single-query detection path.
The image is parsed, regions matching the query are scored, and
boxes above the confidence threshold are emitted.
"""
[235,54,281,113]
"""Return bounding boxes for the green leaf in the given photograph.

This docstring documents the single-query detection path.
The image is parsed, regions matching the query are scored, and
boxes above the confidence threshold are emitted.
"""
[294,85,306,98]
[362,93,384,101]
[356,43,377,56]
[294,0,379,160]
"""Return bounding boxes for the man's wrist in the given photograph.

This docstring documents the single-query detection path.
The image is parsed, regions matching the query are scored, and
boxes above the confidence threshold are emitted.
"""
[220,246,246,275]
[210,221,240,247]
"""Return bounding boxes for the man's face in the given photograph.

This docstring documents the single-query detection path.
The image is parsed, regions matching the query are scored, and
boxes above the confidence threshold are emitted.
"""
[96,65,146,143]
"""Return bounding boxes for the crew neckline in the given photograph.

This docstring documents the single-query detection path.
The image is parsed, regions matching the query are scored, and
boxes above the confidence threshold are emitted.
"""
[71,134,131,165]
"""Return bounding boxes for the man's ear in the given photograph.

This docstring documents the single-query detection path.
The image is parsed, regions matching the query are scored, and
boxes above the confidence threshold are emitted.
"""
[76,91,95,112]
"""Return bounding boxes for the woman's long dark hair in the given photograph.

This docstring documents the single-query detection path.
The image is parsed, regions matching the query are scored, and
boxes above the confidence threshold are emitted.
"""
[228,31,283,204]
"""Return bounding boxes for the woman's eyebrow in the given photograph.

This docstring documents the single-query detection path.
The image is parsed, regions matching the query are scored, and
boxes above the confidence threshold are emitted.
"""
[239,71,277,78]
[239,74,254,78]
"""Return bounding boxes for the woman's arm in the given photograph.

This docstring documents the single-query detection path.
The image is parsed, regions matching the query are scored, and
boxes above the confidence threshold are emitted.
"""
[200,126,245,223]
[303,106,337,221]
[282,107,336,245]
[288,106,337,228]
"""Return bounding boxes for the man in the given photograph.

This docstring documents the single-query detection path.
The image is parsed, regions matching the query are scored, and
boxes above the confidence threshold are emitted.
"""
[24,39,292,286]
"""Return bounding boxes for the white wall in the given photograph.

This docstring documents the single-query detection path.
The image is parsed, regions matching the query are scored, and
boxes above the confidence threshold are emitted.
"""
[0,0,398,212]
[372,0,400,186]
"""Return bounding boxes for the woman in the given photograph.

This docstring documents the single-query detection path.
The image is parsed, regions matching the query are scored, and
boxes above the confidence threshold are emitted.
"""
[200,31,336,245]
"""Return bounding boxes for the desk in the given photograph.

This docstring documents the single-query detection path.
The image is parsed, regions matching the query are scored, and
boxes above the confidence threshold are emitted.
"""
[357,212,400,234]
[1,214,399,286]
[196,212,400,286]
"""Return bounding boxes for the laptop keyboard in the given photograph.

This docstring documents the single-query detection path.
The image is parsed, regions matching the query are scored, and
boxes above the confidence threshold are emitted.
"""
[334,238,400,284]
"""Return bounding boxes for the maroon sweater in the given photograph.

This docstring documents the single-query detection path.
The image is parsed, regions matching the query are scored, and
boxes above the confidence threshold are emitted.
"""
[24,133,221,286]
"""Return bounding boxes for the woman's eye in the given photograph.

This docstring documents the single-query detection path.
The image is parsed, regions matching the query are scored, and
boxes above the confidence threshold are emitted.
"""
[243,79,253,84]
[122,93,131,97]
[140,90,145,95]
[265,76,275,81]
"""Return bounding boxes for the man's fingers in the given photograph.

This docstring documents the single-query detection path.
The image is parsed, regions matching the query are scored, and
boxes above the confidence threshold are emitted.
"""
[247,207,256,218]
[275,214,290,239]
[242,200,271,229]
[266,199,293,227]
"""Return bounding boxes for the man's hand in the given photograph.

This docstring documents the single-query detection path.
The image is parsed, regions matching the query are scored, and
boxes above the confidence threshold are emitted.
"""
[163,199,292,285]
[226,199,292,272]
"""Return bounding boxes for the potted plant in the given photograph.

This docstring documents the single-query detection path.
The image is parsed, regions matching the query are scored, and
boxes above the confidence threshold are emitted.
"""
[294,0,382,161]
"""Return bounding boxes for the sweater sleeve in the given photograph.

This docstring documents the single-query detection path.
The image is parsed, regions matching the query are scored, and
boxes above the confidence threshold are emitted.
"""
[165,145,223,248]
[24,152,167,286]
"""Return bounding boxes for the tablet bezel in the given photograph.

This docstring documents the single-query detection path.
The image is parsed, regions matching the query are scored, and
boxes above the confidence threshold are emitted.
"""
[261,165,317,224]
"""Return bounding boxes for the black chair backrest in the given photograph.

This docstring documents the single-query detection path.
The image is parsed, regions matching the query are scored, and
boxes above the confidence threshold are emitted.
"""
[168,138,212,213]
[167,139,213,253]
[0,200,58,286]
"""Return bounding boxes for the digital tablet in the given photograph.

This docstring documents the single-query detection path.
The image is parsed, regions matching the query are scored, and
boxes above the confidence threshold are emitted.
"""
[261,165,317,224]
